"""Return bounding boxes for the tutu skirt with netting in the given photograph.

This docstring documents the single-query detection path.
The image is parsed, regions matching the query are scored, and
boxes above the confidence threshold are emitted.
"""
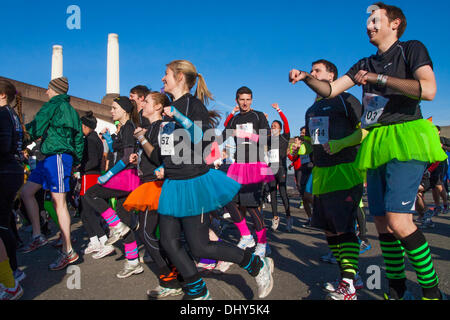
[123,180,164,212]
[226,162,274,184]
[102,169,140,192]
[157,169,241,218]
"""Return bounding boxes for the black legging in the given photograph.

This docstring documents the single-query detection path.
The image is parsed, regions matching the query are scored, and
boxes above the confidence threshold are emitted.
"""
[0,173,23,272]
[269,166,290,218]
[356,205,369,243]
[159,212,245,279]
[79,196,106,239]
[84,184,136,244]
[225,202,265,231]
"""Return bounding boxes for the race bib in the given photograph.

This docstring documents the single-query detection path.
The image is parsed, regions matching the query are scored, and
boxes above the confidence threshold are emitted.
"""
[309,116,329,145]
[268,149,279,163]
[361,93,389,128]
[159,122,175,156]
[236,123,253,134]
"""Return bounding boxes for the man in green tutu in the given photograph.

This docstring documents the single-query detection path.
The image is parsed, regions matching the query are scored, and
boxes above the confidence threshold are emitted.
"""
[289,2,447,300]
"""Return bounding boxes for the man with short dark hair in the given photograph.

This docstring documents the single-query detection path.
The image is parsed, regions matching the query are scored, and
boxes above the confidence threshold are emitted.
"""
[289,2,447,300]
[129,85,151,127]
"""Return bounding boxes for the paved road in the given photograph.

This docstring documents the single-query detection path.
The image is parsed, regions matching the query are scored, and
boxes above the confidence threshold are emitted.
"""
[15,181,450,301]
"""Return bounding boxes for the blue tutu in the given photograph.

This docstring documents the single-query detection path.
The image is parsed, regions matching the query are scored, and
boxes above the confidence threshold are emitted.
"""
[158,169,241,217]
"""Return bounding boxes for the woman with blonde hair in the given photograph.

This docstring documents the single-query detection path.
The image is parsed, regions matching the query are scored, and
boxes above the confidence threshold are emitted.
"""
[155,59,274,300]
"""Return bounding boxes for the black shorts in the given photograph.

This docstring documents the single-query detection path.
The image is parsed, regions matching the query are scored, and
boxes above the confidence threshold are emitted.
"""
[233,182,263,208]
[420,174,431,192]
[430,163,444,188]
[297,167,312,197]
[311,184,363,234]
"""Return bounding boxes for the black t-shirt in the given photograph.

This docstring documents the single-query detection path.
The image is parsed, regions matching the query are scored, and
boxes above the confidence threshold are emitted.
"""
[268,132,290,168]
[0,106,23,174]
[346,40,432,128]
[224,110,270,163]
[160,93,210,180]
[137,119,163,183]
[112,120,137,169]
[80,131,104,175]
[305,92,362,167]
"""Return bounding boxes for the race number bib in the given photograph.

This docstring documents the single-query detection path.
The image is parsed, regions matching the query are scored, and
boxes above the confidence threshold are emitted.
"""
[236,123,253,134]
[361,93,389,128]
[309,116,329,145]
[268,149,279,163]
[159,122,175,156]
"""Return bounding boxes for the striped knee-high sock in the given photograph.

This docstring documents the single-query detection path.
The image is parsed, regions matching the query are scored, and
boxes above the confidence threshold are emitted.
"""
[400,229,440,300]
[378,233,407,298]
[326,235,341,271]
[183,275,208,299]
[124,241,139,262]
[101,208,121,227]
[338,233,360,281]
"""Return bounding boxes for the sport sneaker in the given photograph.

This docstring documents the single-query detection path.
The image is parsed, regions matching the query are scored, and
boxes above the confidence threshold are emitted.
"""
[49,249,79,271]
[213,260,233,273]
[326,280,357,300]
[0,281,23,300]
[92,244,115,259]
[116,261,144,278]
[192,289,212,300]
[104,222,131,246]
[383,290,415,300]
[13,269,26,283]
[271,216,280,231]
[324,275,363,292]
[255,256,274,299]
[197,261,217,272]
[320,251,337,264]
[422,290,447,300]
[286,216,294,232]
[147,285,183,299]
[21,234,48,253]
[84,241,101,255]
[359,240,372,254]
[254,243,266,258]
[237,235,256,250]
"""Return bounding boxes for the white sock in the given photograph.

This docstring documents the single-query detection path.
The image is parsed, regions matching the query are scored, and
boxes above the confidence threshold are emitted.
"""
[128,258,139,266]
[90,236,100,246]
[343,278,355,293]
[99,235,108,246]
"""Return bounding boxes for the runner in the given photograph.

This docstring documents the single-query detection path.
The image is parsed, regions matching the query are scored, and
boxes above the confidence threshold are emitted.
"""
[222,86,274,258]
[84,96,143,277]
[21,77,84,270]
[156,60,274,300]
[267,103,291,231]
[295,59,364,300]
[289,2,447,300]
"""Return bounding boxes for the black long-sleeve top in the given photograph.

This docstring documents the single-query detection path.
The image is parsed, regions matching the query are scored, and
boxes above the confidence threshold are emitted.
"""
[80,131,104,175]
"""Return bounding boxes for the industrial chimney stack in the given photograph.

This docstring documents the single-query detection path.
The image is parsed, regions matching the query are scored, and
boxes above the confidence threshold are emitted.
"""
[51,45,63,80]
[102,33,120,105]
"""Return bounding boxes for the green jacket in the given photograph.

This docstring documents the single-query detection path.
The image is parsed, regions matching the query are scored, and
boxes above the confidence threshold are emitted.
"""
[26,94,84,165]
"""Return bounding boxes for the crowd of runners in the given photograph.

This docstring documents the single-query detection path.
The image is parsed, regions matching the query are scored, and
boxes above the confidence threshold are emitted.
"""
[0,2,449,300]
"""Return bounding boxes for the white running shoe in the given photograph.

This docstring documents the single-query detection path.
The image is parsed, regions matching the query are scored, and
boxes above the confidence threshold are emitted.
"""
[104,222,131,246]
[255,257,274,298]
[84,241,101,255]
[271,216,280,231]
[237,235,256,250]
[116,261,144,279]
[92,244,115,259]
[213,261,233,273]
[147,285,183,299]
[254,243,266,258]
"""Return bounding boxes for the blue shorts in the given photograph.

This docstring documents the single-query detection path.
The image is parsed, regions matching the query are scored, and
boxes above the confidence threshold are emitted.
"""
[28,154,73,193]
[366,159,426,216]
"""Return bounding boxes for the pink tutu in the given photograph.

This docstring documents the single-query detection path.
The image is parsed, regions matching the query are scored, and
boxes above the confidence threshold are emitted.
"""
[227,162,274,184]
[103,169,140,192]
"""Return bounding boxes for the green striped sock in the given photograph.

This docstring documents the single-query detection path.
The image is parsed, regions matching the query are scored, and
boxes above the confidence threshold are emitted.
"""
[326,236,341,265]
[400,229,440,299]
[379,233,406,299]
[338,233,360,280]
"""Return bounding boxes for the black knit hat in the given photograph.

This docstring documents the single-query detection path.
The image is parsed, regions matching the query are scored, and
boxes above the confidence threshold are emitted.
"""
[48,77,69,94]
[113,96,134,113]
[81,111,97,130]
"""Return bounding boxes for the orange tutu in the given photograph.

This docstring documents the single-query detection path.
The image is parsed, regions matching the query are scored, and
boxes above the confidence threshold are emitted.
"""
[123,180,164,212]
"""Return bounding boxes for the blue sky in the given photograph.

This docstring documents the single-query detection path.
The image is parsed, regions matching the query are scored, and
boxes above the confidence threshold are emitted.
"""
[2,0,449,134]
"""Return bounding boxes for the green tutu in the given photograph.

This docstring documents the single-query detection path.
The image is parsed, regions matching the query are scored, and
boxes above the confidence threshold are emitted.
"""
[312,162,364,196]
[355,119,447,171]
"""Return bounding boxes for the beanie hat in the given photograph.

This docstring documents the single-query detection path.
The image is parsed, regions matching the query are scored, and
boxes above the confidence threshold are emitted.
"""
[81,111,97,130]
[48,77,69,94]
[113,96,135,113]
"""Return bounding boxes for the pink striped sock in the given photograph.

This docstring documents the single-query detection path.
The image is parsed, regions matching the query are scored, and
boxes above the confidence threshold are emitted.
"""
[101,208,120,227]
[255,228,267,244]
[234,219,251,237]
[124,242,139,261]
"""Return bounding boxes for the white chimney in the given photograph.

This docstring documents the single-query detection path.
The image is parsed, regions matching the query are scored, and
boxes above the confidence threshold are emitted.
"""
[51,45,63,80]
[106,33,120,94]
